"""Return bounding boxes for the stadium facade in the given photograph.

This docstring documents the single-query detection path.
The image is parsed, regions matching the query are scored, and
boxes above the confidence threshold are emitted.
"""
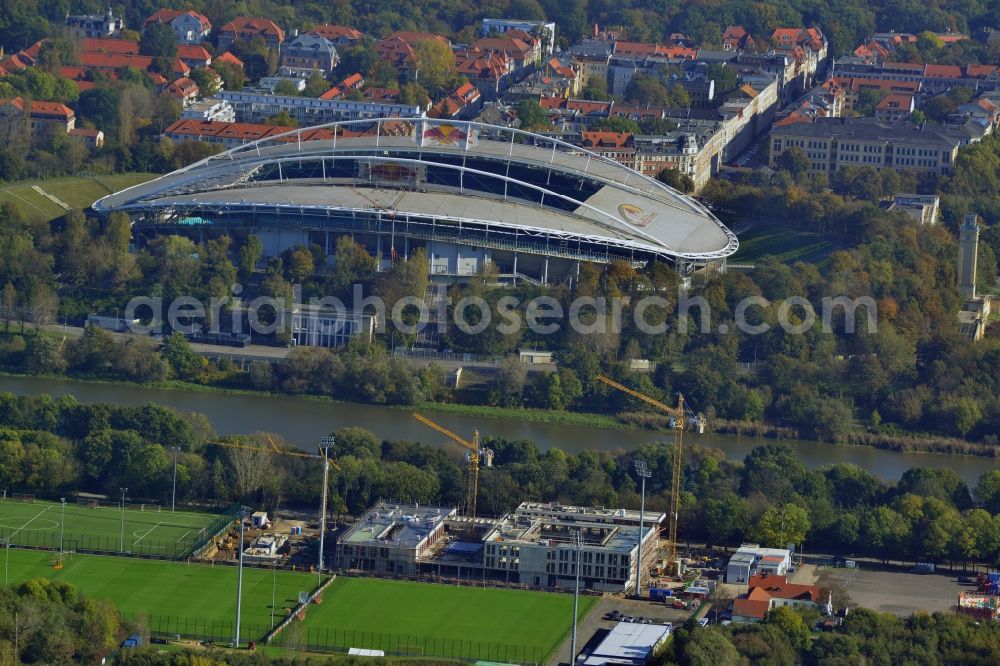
[94,118,738,284]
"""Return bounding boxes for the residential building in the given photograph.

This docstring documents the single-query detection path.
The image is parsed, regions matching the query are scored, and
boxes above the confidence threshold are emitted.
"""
[307,24,363,47]
[481,18,556,56]
[66,8,125,39]
[337,502,456,576]
[723,25,755,52]
[14,99,76,142]
[68,127,105,149]
[217,52,245,70]
[81,37,138,55]
[770,27,828,85]
[732,573,830,623]
[887,193,940,225]
[217,89,422,125]
[429,83,482,119]
[769,117,963,177]
[217,17,285,51]
[455,49,511,100]
[959,213,980,301]
[469,33,539,79]
[831,76,921,113]
[144,9,212,44]
[281,33,339,73]
[874,93,915,122]
[78,51,190,78]
[176,44,212,69]
[581,622,670,666]
[290,305,375,347]
[181,98,236,123]
[163,77,200,107]
[568,39,613,90]
[162,118,338,150]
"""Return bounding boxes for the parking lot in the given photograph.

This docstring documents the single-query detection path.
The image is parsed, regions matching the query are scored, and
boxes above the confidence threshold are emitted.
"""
[813,564,964,616]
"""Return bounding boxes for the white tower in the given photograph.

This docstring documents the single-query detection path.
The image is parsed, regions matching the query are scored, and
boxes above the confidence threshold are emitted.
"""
[958,213,980,301]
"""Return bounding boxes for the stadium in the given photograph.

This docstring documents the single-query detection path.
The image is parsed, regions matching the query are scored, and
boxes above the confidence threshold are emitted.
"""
[94,118,738,284]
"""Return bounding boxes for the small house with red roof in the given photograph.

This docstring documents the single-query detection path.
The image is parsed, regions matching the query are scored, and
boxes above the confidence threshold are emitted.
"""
[164,77,200,107]
[177,44,212,69]
[0,97,77,145]
[732,573,830,623]
[429,83,481,119]
[874,93,915,123]
[722,26,755,52]
[307,25,363,47]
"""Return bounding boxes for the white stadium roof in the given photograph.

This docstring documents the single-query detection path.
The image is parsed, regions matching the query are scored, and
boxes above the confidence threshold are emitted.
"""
[95,118,737,263]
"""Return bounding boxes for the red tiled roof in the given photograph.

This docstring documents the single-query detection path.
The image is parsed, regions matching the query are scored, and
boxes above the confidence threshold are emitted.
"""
[220,17,285,42]
[177,44,212,63]
[875,93,914,110]
[164,76,199,97]
[308,24,363,41]
[832,76,920,94]
[539,96,567,110]
[471,36,533,60]
[566,99,611,113]
[923,64,963,78]
[29,100,75,118]
[340,73,364,89]
[79,51,189,77]
[145,9,211,31]
[581,130,632,147]
[82,37,139,54]
[217,52,244,68]
[0,97,25,111]
[966,65,999,78]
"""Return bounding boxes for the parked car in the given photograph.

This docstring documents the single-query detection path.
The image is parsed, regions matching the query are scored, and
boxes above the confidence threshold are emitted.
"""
[624,616,634,623]
[697,618,710,628]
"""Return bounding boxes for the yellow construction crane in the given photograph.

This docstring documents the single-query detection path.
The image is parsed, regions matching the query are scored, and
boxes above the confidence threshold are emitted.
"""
[596,375,691,571]
[412,412,493,522]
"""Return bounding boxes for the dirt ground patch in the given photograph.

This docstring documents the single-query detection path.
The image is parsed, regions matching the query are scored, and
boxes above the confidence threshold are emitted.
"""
[815,565,964,616]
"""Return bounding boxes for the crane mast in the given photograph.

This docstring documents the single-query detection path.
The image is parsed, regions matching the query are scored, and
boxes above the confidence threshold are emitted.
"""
[412,412,491,522]
[596,375,688,570]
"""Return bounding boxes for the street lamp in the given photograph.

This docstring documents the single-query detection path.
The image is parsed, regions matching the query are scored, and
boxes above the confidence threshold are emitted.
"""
[634,459,651,599]
[570,530,583,666]
[3,538,9,584]
[233,505,251,648]
[119,488,128,552]
[171,446,179,513]
[318,436,335,574]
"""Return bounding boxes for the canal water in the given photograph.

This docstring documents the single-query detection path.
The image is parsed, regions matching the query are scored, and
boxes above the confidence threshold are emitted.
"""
[0,375,994,484]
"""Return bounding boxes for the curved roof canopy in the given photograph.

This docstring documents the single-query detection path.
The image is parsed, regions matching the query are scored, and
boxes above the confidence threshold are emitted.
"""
[95,118,738,262]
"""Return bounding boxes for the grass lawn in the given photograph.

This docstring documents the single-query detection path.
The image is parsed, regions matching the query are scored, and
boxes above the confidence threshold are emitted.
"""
[290,577,595,663]
[3,549,319,640]
[0,173,157,225]
[732,226,838,264]
[0,497,226,558]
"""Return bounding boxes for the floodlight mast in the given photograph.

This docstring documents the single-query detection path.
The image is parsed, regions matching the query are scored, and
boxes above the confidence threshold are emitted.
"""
[234,505,251,648]
[318,436,335,574]
[634,459,651,598]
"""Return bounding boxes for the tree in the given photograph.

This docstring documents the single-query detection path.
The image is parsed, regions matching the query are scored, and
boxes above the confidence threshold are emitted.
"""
[22,335,64,374]
[516,99,548,131]
[975,471,1000,515]
[140,23,177,59]
[582,76,609,100]
[265,111,298,127]
[625,74,669,106]
[752,503,811,547]
[777,146,811,181]
[187,68,222,97]
[161,332,202,381]
[592,116,640,133]
[412,38,456,95]
[854,88,889,116]
[399,82,430,107]
[302,72,331,98]
[658,167,695,193]
[282,245,315,283]
[28,283,57,332]
[706,63,738,94]
[238,235,264,279]
[211,61,246,91]
[273,79,300,96]
[492,356,527,407]
[1,282,16,333]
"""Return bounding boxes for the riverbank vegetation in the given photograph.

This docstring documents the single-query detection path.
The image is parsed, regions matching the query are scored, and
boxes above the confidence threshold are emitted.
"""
[3,392,1000,569]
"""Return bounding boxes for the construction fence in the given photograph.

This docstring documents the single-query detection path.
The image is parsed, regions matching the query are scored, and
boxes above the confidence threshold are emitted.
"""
[131,614,543,664]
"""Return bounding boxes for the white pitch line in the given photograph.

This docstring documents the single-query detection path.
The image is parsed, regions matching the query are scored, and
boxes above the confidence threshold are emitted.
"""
[133,522,161,545]
[176,530,192,543]
[7,505,55,540]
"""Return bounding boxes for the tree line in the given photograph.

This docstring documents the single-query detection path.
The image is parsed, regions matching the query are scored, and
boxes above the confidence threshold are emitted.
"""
[4,392,1000,569]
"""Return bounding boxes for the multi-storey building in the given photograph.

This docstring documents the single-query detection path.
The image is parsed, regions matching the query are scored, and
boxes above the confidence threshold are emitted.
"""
[281,33,339,73]
[482,18,556,56]
[66,8,125,39]
[217,90,421,125]
[144,9,212,44]
[770,117,963,176]
[217,17,285,51]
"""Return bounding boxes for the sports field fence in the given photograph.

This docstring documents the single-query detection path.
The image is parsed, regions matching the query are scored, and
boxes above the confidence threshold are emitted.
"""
[127,613,543,664]
[0,502,236,560]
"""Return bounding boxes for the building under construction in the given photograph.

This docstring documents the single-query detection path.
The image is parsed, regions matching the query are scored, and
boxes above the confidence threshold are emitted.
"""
[335,500,664,593]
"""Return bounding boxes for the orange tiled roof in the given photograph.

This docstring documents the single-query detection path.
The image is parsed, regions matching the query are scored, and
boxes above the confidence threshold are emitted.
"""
[220,17,285,42]
[217,52,245,68]
[308,24,363,41]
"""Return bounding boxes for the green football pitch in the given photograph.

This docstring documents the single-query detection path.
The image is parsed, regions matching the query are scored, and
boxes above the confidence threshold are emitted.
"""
[3,549,318,640]
[287,577,596,663]
[0,498,227,558]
